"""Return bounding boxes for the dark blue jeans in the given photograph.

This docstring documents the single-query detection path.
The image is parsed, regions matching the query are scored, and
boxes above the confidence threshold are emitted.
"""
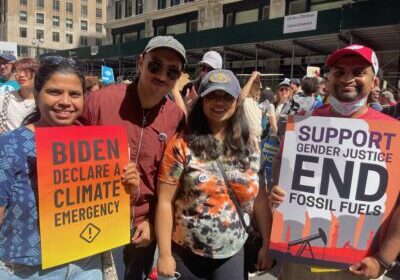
[123,241,157,280]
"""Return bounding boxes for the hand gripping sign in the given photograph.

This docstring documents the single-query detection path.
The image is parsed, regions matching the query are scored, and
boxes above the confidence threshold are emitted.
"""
[269,116,400,268]
[36,126,130,269]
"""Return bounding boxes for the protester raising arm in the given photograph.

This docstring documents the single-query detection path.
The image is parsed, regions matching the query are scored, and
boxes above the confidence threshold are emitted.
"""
[240,71,261,101]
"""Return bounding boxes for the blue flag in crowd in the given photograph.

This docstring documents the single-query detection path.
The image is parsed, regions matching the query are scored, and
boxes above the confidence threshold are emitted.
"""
[101,65,115,85]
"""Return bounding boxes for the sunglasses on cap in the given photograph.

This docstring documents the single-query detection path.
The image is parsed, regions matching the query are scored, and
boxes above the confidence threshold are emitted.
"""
[147,60,181,81]
[41,55,78,67]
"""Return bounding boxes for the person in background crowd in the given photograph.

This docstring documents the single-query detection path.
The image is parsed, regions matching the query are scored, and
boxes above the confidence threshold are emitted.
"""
[79,36,186,280]
[0,57,102,279]
[181,50,223,96]
[294,76,323,114]
[156,69,273,279]
[0,53,20,93]
[0,58,38,132]
[274,78,293,140]
[368,86,383,111]
[379,90,397,107]
[270,44,399,280]
[315,76,326,102]
[241,71,263,142]
[290,78,302,96]
[176,51,223,117]
[85,76,102,92]
[382,96,400,120]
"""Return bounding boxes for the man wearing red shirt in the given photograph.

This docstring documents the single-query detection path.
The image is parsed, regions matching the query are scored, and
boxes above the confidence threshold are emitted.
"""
[79,36,186,280]
[271,45,399,279]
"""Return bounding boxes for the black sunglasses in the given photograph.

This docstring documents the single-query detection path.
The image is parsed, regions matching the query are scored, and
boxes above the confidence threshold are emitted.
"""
[200,64,213,72]
[147,60,181,81]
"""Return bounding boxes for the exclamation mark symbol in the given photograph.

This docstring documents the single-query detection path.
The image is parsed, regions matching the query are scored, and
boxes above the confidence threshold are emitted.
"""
[89,227,92,240]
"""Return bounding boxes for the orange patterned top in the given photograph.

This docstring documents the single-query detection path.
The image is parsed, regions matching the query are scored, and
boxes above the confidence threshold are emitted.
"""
[158,134,260,258]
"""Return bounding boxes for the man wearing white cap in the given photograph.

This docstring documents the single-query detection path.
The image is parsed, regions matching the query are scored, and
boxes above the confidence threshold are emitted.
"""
[80,36,186,280]
[270,44,400,279]
[181,50,222,96]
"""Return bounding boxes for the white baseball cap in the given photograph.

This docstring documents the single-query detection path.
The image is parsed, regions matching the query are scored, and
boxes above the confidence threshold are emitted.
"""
[200,51,222,70]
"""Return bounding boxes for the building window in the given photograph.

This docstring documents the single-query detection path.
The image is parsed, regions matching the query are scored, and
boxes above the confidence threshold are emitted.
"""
[36,29,44,39]
[66,34,73,44]
[171,0,180,6]
[81,20,88,31]
[289,0,307,15]
[96,8,102,18]
[184,0,194,2]
[53,16,59,27]
[37,0,44,9]
[189,19,197,32]
[36,13,44,24]
[81,5,88,17]
[20,0,27,5]
[225,13,233,27]
[156,26,165,36]
[115,1,122,19]
[96,38,102,46]
[66,18,73,29]
[125,0,133,17]
[114,34,121,44]
[235,9,259,25]
[66,2,73,13]
[18,46,29,57]
[80,36,88,46]
[166,22,186,35]
[135,0,143,15]
[96,23,102,33]
[122,32,137,42]
[262,5,270,20]
[19,11,27,22]
[158,0,166,9]
[53,0,60,11]
[96,0,102,3]
[19,27,27,38]
[52,32,59,42]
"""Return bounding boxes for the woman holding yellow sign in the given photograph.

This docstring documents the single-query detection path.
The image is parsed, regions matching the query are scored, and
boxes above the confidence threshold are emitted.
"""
[0,57,102,279]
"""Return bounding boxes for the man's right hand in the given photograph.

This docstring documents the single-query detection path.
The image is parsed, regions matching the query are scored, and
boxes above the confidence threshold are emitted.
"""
[269,185,286,208]
[157,254,176,278]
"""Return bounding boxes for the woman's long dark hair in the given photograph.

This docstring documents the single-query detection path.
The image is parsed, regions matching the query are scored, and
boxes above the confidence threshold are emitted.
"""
[23,58,85,125]
[184,97,254,170]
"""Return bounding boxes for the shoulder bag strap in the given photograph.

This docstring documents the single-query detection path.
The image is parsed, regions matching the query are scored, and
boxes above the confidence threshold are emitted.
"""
[0,90,12,132]
[215,159,251,234]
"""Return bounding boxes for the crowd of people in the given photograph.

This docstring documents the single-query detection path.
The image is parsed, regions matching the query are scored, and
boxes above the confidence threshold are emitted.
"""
[0,35,399,280]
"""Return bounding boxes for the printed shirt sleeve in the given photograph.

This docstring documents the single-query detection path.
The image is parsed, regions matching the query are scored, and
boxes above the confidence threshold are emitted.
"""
[158,134,187,187]
[0,137,15,206]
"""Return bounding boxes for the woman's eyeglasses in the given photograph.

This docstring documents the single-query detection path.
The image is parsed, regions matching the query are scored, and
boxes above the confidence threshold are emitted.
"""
[147,60,181,81]
[14,69,34,78]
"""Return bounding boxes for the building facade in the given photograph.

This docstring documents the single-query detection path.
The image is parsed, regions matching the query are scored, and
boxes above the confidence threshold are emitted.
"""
[0,0,107,58]
[105,0,353,45]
